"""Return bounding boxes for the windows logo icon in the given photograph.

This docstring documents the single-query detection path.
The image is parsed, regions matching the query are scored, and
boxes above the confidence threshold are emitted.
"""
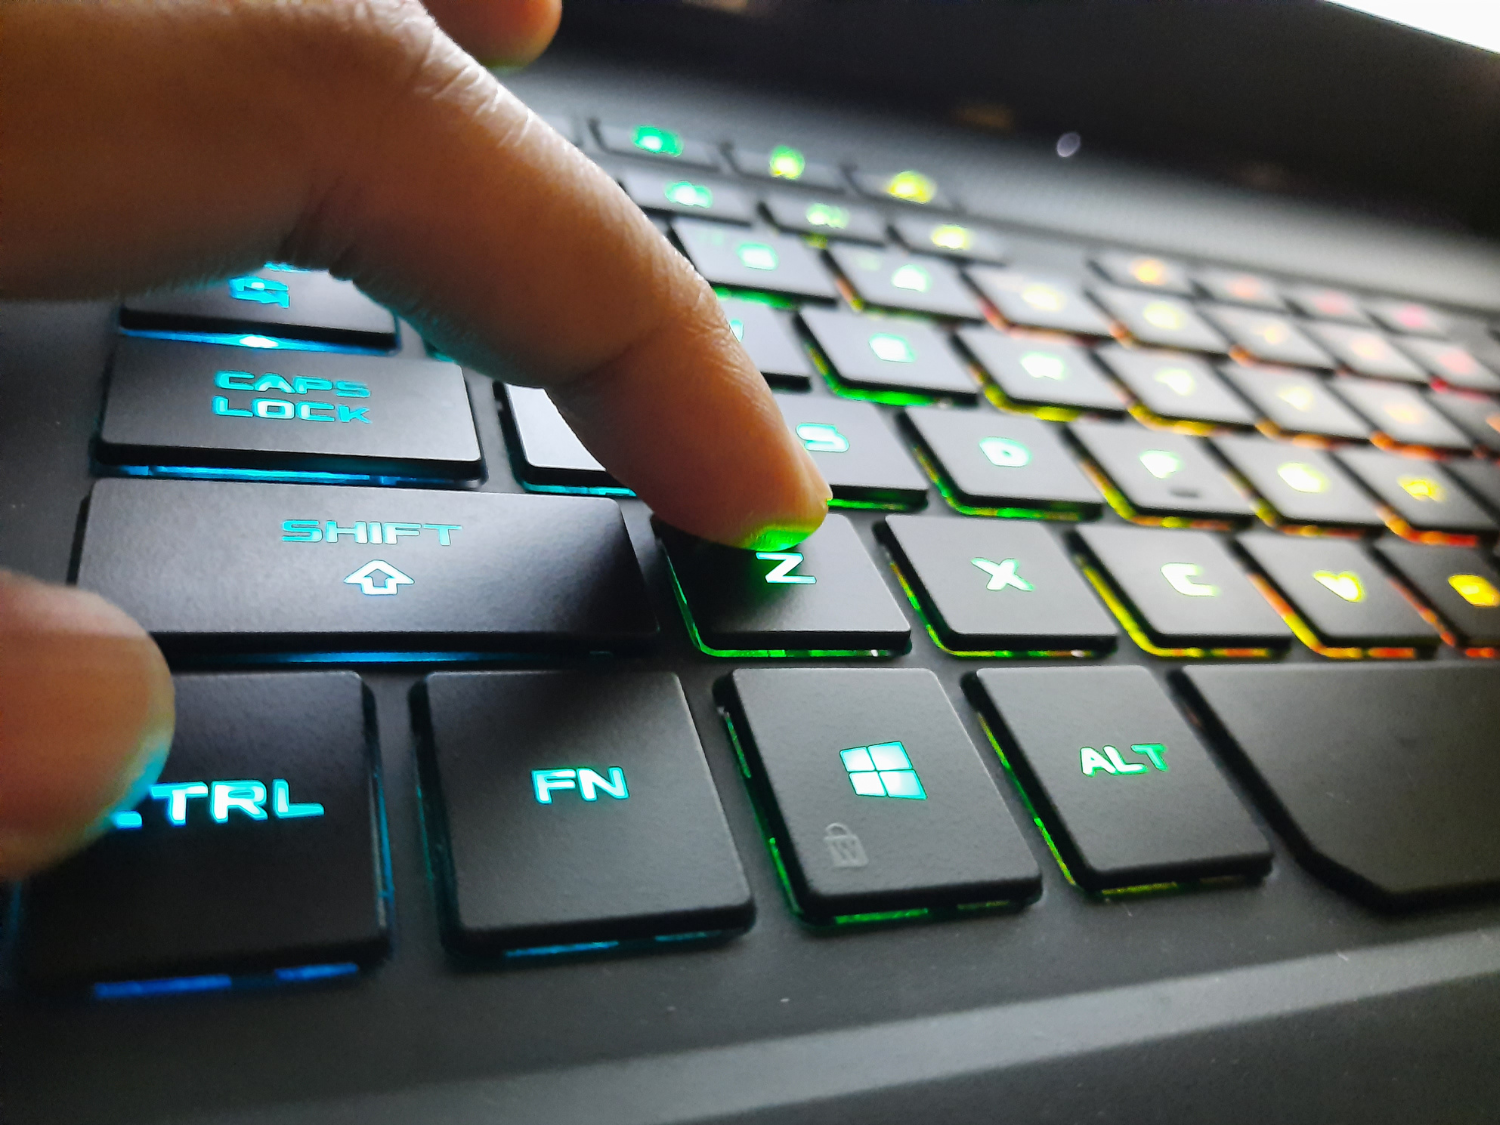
[840,741,926,800]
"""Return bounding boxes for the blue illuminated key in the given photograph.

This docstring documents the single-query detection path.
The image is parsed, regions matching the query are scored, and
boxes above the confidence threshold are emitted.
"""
[17,672,388,993]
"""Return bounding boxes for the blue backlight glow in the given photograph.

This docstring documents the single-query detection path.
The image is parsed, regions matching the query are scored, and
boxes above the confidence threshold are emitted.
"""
[118,327,389,356]
[505,940,620,959]
[94,974,233,1000]
[273,962,359,982]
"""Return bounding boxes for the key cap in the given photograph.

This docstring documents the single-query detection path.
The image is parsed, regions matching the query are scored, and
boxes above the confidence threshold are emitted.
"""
[1372,542,1500,646]
[96,339,482,483]
[75,479,658,657]
[956,329,1126,414]
[1194,269,1285,310]
[18,671,388,992]
[1334,448,1497,533]
[892,218,1008,265]
[1091,252,1195,296]
[1284,284,1371,325]
[417,671,753,954]
[1210,435,1384,530]
[1089,287,1229,354]
[851,168,953,208]
[1330,377,1470,449]
[1200,305,1335,369]
[718,297,816,388]
[500,385,620,494]
[621,170,754,223]
[119,267,398,350]
[776,396,927,508]
[1303,322,1427,382]
[1398,339,1500,392]
[675,218,837,299]
[720,667,1040,921]
[1237,532,1438,650]
[1365,298,1449,338]
[903,408,1104,517]
[800,308,977,400]
[1069,421,1255,522]
[595,123,719,169]
[1216,363,1371,440]
[656,513,910,655]
[966,266,1114,337]
[828,245,983,319]
[1093,345,1256,426]
[969,666,1270,891]
[1075,525,1292,650]
[728,145,845,191]
[763,191,886,243]
[881,516,1116,653]
[1179,663,1500,906]
[1447,457,1500,516]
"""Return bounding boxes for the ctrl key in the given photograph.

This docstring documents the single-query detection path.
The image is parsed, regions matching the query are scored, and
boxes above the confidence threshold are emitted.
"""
[15,672,389,995]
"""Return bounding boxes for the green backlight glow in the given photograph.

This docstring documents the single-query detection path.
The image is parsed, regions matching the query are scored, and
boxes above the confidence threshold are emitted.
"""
[805,202,851,230]
[712,286,799,310]
[911,445,1082,522]
[888,562,1087,659]
[979,382,1083,424]
[974,711,1076,886]
[1078,561,1270,660]
[768,145,807,179]
[633,125,682,156]
[806,342,939,407]
[665,181,713,208]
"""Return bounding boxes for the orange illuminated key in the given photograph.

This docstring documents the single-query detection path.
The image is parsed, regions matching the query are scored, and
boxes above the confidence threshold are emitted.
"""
[1195,269,1285,310]
[1303,323,1427,383]
[1093,251,1195,296]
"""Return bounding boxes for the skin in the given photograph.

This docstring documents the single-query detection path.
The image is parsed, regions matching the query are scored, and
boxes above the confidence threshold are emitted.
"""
[0,0,830,878]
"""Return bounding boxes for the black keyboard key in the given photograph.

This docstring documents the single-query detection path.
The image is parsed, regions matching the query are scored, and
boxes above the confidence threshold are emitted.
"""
[763,191,885,243]
[1335,448,1498,534]
[1199,305,1335,369]
[1217,363,1371,440]
[1089,287,1229,353]
[1193,268,1285,310]
[1330,377,1470,450]
[1179,663,1500,906]
[1069,421,1255,522]
[620,170,754,223]
[500,384,620,494]
[882,515,1116,653]
[1237,533,1438,650]
[903,408,1104,517]
[1284,284,1371,325]
[892,218,1008,265]
[595,123,719,169]
[76,479,657,657]
[828,245,983,319]
[97,339,482,483]
[1093,345,1256,427]
[800,308,977,400]
[657,513,910,655]
[1399,339,1500,391]
[1210,435,1383,530]
[119,267,397,350]
[1076,525,1292,651]
[1447,457,1500,516]
[851,168,952,208]
[969,666,1270,891]
[966,267,1114,337]
[1372,542,1500,646]
[776,396,927,508]
[1092,252,1195,296]
[1303,322,1427,382]
[417,671,753,954]
[675,218,837,299]
[718,297,816,388]
[956,329,1126,415]
[728,144,845,191]
[720,667,1040,921]
[1365,298,1449,338]
[18,672,387,992]
[1428,390,1500,454]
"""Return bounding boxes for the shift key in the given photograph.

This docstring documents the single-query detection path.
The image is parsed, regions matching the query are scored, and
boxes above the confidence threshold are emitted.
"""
[75,479,657,657]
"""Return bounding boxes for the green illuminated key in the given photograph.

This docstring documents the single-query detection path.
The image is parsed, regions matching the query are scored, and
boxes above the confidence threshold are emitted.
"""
[1089,286,1229,354]
[676,217,837,299]
[851,168,953,208]
[965,267,1114,338]
[957,329,1125,414]
[729,145,845,191]
[1093,345,1256,427]
[1216,363,1371,440]
[776,396,927,508]
[1210,435,1383,530]
[596,123,720,169]
[763,191,886,243]
[1069,421,1255,522]
[800,308,977,401]
[828,245,983,319]
[717,297,816,389]
[620,170,755,223]
[892,218,1008,265]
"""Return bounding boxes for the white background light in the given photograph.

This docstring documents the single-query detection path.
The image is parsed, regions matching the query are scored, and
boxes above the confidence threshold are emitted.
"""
[1325,1,1500,55]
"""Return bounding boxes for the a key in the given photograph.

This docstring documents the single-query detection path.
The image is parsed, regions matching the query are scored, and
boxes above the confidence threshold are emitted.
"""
[763,192,886,243]
[1069,421,1255,522]
[620,170,755,223]
[968,666,1270,891]
[416,671,754,954]
[892,218,1008,265]
[1372,542,1500,646]
[777,396,927,508]
[956,329,1126,414]
[881,515,1117,653]
[500,385,620,494]
[1091,252,1195,296]
[1303,323,1427,382]
[800,308,977,400]
[18,672,388,992]
[1093,345,1257,426]
[1330,377,1470,450]
[1193,269,1285,310]
[1075,524,1292,651]
[1089,286,1229,353]
[675,218,837,299]
[1283,284,1371,325]
[728,145,845,191]
[656,513,910,655]
[1365,298,1449,338]
[75,480,658,657]
[119,267,398,350]
[1334,448,1498,533]
[1398,339,1500,392]
[1237,533,1439,650]
[1179,663,1500,906]
[828,245,983,319]
[717,297,817,388]
[1216,363,1371,440]
[1200,305,1335,369]
[1210,435,1384,530]
[966,267,1114,337]
[595,123,720,169]
[719,667,1041,922]
[1447,457,1500,516]
[851,168,953,208]
[903,408,1104,517]
[97,339,482,484]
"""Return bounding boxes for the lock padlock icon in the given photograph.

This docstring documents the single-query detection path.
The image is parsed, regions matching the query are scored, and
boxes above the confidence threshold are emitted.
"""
[823,823,868,868]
